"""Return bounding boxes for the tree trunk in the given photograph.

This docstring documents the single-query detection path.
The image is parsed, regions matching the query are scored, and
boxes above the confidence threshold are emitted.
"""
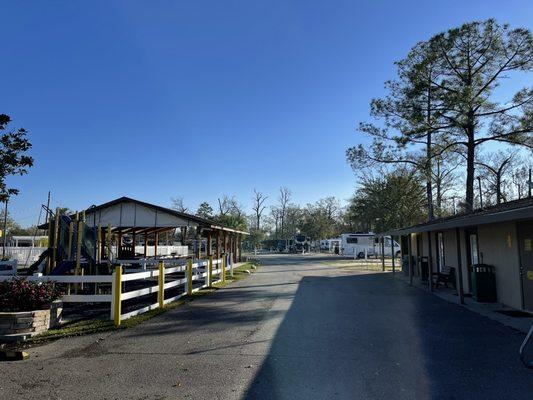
[426,131,434,221]
[465,133,476,212]
[496,174,502,204]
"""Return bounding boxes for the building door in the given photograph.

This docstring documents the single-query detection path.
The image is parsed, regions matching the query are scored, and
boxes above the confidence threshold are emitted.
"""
[518,222,533,311]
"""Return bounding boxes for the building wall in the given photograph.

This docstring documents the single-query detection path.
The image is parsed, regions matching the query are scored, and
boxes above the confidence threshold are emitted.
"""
[477,221,521,309]
[402,221,522,309]
[441,229,470,294]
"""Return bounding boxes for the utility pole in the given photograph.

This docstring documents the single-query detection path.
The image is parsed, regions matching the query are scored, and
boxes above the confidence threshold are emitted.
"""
[2,198,8,259]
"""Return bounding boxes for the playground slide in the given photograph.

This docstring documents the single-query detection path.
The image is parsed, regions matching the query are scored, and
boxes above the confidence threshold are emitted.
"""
[27,248,51,275]
[50,246,95,275]
[50,260,76,275]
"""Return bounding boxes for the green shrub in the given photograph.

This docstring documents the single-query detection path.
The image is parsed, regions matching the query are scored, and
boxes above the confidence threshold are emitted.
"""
[0,278,62,312]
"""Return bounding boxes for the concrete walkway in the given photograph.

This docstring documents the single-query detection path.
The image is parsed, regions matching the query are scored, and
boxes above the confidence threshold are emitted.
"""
[1,254,532,399]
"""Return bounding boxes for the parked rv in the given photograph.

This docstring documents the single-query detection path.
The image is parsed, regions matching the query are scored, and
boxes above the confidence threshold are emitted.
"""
[293,235,310,253]
[340,233,401,258]
[321,238,341,253]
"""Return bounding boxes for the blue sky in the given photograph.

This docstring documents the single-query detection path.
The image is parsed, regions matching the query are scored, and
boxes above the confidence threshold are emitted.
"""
[1,0,532,226]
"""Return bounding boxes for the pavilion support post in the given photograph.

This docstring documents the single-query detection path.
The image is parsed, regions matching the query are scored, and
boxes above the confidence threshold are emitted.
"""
[195,230,201,260]
[100,225,106,261]
[427,231,433,292]
[132,230,136,260]
[154,232,159,259]
[207,231,212,257]
[182,227,187,246]
[117,232,122,260]
[455,227,465,305]
[223,231,228,254]
[144,233,148,258]
[230,234,234,263]
[216,230,221,259]
[380,237,385,272]
[238,234,242,262]
[391,235,396,277]
[408,234,413,286]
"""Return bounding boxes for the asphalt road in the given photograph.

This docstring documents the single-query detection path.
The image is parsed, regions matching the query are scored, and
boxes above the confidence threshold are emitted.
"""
[1,254,532,400]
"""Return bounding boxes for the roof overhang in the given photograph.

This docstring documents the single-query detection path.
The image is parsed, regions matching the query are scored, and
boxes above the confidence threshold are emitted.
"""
[378,201,533,237]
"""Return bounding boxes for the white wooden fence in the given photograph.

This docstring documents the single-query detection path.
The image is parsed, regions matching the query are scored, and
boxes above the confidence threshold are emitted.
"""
[0,254,234,326]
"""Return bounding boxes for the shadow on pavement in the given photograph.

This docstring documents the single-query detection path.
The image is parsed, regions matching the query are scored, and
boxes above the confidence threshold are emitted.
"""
[244,272,533,400]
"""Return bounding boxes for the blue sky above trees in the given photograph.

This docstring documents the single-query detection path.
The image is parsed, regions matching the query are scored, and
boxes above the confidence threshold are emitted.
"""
[1,0,532,226]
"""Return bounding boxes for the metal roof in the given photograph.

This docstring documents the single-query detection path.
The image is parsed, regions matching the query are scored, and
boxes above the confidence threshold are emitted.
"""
[42,197,249,235]
[378,197,533,236]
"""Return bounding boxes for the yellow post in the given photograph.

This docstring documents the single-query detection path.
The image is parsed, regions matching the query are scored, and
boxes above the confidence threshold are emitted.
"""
[187,259,193,295]
[158,261,165,308]
[114,265,122,327]
[208,255,213,287]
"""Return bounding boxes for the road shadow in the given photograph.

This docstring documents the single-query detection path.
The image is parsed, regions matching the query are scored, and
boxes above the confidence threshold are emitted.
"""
[244,273,533,400]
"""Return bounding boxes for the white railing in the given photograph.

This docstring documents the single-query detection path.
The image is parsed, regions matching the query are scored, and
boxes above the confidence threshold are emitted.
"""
[0,253,234,326]
[4,247,47,266]
[110,245,189,257]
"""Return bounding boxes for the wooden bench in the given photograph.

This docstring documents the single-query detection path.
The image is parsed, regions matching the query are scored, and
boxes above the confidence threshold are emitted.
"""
[433,266,456,289]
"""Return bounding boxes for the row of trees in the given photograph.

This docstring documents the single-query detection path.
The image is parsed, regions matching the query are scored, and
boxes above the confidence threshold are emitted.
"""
[346,19,532,232]
[171,188,356,249]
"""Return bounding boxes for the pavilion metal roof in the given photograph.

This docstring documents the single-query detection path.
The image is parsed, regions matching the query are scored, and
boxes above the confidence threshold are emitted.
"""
[42,197,248,235]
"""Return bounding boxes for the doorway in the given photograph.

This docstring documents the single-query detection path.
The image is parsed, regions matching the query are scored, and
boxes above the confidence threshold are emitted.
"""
[518,221,533,311]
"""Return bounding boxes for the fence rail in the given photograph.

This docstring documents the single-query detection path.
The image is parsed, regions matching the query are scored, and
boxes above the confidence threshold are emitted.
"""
[0,254,234,326]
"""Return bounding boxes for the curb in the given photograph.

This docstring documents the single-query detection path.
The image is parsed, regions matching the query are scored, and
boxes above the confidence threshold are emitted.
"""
[0,350,29,361]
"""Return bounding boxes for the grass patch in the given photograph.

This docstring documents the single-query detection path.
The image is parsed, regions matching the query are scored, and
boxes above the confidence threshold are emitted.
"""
[23,262,258,346]
[323,259,402,272]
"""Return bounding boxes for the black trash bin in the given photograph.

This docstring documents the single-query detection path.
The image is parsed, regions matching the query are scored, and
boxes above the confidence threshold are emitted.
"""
[419,256,429,282]
[471,264,497,303]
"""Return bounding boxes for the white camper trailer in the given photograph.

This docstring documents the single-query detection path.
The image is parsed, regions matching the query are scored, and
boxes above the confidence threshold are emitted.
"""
[321,238,341,253]
[340,233,401,258]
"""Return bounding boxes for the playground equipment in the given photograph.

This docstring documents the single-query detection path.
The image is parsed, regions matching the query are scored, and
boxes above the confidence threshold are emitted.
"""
[29,208,103,276]
[27,197,249,276]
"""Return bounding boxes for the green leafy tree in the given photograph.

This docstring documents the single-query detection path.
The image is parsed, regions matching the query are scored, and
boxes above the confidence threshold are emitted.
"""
[196,202,214,220]
[347,168,427,233]
[427,19,532,210]
[0,114,33,202]
[349,19,533,214]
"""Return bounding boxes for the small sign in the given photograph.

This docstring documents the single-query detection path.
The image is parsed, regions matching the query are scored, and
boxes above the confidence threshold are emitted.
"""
[525,239,532,252]
[528,271,533,281]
